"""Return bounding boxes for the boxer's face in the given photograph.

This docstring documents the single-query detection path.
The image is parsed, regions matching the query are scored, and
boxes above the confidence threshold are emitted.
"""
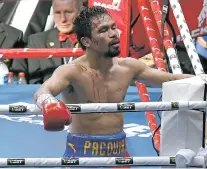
[89,14,120,58]
[53,0,79,34]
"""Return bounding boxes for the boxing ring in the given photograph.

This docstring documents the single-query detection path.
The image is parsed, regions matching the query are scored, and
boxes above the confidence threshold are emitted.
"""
[0,85,160,158]
[1,0,207,168]
[0,85,160,167]
[0,85,207,168]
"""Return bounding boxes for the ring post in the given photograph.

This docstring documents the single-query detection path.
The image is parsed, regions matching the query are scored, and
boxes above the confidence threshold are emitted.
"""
[160,76,206,156]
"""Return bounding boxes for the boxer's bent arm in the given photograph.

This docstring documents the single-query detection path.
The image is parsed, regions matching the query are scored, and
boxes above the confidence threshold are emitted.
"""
[34,65,76,101]
[124,58,194,87]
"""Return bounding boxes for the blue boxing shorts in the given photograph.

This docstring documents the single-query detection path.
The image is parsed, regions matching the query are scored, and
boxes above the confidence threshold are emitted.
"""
[63,131,129,157]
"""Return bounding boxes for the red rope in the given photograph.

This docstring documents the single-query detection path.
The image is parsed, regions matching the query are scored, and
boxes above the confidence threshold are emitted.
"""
[135,0,166,152]
[146,1,179,151]
[135,81,160,151]
[149,0,175,51]
[0,48,84,58]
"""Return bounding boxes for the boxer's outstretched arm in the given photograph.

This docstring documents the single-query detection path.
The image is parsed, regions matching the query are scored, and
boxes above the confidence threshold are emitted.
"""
[34,64,76,101]
[125,58,194,87]
[34,64,77,131]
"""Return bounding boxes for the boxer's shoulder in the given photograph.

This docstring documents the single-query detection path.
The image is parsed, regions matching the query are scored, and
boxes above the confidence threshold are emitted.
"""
[53,63,82,80]
[115,57,140,68]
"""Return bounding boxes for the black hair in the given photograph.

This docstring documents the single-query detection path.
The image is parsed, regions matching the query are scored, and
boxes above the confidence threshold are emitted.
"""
[73,6,110,50]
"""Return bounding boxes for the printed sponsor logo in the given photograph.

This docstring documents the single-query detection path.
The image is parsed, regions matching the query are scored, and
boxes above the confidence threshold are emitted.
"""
[171,102,179,110]
[168,54,177,60]
[115,157,133,165]
[176,25,207,42]
[112,0,121,8]
[0,114,152,138]
[124,123,151,137]
[7,159,25,165]
[198,3,207,27]
[172,64,181,70]
[94,0,121,11]
[174,0,207,42]
[9,105,27,113]
[117,103,135,111]
[67,105,81,112]
[61,158,79,165]
[169,157,176,164]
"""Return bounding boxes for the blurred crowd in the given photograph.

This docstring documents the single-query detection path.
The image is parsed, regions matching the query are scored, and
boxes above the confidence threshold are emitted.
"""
[0,0,206,85]
[0,0,88,84]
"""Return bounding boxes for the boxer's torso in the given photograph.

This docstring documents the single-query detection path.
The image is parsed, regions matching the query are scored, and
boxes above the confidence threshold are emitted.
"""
[61,56,135,135]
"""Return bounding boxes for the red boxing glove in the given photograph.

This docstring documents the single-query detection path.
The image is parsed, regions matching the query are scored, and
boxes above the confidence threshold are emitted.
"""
[37,94,72,131]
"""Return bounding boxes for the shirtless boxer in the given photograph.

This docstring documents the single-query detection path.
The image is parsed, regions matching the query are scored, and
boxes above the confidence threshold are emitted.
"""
[34,6,193,158]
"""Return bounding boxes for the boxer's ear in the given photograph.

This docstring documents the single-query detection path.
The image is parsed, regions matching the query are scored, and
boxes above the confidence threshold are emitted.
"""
[80,37,91,48]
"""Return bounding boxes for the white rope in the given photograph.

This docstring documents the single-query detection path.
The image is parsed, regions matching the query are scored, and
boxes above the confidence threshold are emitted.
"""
[0,156,204,167]
[149,0,183,75]
[169,0,204,75]
[0,101,206,115]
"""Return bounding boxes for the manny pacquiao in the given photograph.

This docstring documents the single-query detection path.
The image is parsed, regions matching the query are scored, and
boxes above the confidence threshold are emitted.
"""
[34,6,193,158]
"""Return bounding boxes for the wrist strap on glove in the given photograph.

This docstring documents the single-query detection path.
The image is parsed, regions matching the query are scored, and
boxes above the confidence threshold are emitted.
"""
[36,94,58,108]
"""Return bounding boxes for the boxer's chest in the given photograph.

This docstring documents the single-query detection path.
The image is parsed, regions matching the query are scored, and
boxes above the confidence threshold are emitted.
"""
[73,67,133,103]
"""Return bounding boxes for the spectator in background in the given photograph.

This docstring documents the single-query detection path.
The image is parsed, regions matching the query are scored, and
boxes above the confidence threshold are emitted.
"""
[10,0,83,84]
[195,36,207,73]
[175,45,195,74]
[165,44,195,75]
[0,0,52,43]
[0,22,24,69]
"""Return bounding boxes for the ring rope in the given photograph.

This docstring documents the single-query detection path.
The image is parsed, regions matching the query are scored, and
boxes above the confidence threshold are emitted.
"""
[135,82,161,152]
[169,0,204,75]
[0,48,84,59]
[137,0,170,152]
[149,0,182,75]
[137,0,167,72]
[0,101,206,115]
[0,156,204,167]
